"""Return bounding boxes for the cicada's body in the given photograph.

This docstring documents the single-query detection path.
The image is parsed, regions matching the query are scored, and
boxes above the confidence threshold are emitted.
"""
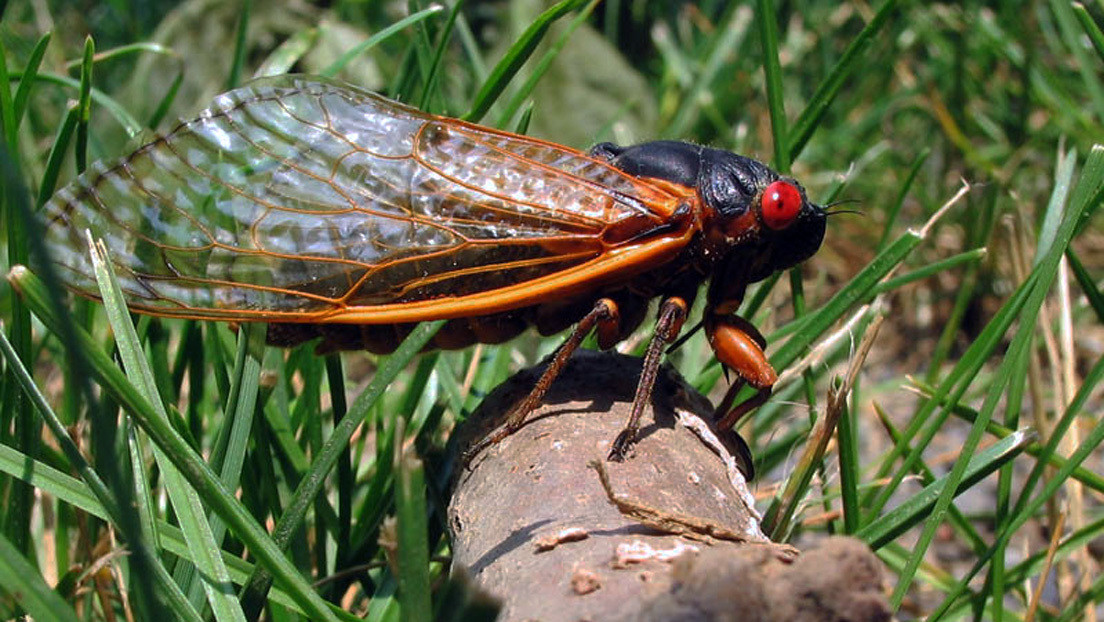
[41,75,827,461]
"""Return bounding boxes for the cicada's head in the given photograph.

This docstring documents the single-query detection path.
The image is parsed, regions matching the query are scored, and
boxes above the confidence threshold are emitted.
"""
[698,149,827,283]
[690,150,827,313]
[587,140,827,300]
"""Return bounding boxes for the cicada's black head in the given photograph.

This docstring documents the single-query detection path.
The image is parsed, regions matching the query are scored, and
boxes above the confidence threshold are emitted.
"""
[696,148,826,282]
[590,140,827,284]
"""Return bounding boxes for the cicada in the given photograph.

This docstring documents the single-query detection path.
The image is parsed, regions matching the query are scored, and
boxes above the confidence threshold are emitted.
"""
[41,75,826,460]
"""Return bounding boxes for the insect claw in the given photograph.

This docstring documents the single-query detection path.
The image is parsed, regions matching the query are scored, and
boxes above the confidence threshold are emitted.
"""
[461,447,488,472]
[607,429,636,462]
[460,424,510,469]
[459,442,485,471]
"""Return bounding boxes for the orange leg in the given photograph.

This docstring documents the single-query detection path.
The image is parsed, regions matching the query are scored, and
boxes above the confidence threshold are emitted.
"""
[464,298,620,462]
[706,315,777,431]
[607,297,689,461]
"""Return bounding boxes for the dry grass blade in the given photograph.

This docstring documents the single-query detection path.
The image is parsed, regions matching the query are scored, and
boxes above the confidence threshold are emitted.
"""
[765,309,886,539]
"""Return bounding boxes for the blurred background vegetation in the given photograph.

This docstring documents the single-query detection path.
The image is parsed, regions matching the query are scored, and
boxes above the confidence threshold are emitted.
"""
[1,0,1103,620]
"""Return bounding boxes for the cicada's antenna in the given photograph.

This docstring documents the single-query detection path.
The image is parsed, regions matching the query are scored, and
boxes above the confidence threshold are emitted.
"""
[823,198,864,217]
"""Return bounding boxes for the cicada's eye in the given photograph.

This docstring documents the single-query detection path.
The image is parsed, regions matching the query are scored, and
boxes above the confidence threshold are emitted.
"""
[760,180,802,230]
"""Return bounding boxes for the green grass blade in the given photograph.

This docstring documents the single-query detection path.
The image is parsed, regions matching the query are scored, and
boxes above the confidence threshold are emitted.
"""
[0,442,104,517]
[226,0,251,89]
[11,32,51,130]
[322,6,445,78]
[88,236,247,622]
[869,403,987,552]
[463,0,587,123]
[261,394,309,473]
[325,354,353,565]
[0,38,15,151]
[124,420,160,546]
[0,65,35,563]
[915,384,1104,494]
[1002,514,1104,601]
[146,67,184,128]
[771,228,920,369]
[866,271,1035,517]
[0,441,351,620]
[212,325,263,486]
[512,101,534,134]
[433,354,467,420]
[64,41,178,71]
[1066,248,1104,322]
[418,0,464,111]
[257,28,319,78]
[1035,146,1077,266]
[928,351,1104,619]
[1056,574,1104,621]
[238,320,443,617]
[24,72,142,137]
[75,37,94,174]
[0,313,200,620]
[202,324,265,600]
[869,248,987,296]
[993,512,1104,618]
[5,132,112,599]
[756,0,788,172]
[907,145,1104,613]
[836,393,860,533]
[877,148,929,250]
[9,266,341,622]
[494,0,600,128]
[764,186,967,363]
[1073,2,1104,61]
[403,2,438,106]
[787,0,900,162]
[857,430,1032,549]
[452,11,488,84]
[0,531,78,620]
[394,420,432,622]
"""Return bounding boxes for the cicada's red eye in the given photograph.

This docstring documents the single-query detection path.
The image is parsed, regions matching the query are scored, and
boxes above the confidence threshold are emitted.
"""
[761,180,802,230]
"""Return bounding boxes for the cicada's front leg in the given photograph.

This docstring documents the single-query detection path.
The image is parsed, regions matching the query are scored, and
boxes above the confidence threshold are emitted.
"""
[706,314,777,431]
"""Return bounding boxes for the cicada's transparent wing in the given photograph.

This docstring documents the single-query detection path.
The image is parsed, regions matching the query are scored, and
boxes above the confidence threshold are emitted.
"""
[42,76,686,322]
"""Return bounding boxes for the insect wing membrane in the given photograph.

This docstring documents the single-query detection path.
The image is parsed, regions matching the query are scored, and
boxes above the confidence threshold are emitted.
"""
[41,76,677,322]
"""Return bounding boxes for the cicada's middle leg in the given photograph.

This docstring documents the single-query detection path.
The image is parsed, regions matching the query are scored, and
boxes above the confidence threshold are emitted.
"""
[606,297,688,461]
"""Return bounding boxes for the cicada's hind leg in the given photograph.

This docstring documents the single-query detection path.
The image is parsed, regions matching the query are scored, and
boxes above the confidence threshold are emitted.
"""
[463,298,621,464]
[707,315,778,431]
[607,297,689,461]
